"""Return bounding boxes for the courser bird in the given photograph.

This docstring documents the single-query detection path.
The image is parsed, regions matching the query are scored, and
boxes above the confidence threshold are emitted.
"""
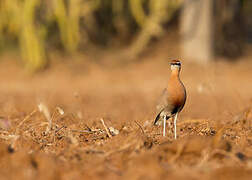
[154,60,186,139]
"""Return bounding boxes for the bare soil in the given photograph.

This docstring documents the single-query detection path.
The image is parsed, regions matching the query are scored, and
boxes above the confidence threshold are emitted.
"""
[0,45,252,179]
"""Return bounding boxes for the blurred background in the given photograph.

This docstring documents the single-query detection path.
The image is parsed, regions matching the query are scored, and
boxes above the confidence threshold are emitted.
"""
[0,1,252,179]
[0,0,251,70]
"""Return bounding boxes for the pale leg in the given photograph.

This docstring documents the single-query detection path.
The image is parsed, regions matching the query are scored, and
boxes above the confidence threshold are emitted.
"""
[163,115,166,136]
[174,113,178,139]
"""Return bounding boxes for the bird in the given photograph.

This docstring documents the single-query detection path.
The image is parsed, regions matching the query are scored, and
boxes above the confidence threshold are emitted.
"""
[154,60,186,139]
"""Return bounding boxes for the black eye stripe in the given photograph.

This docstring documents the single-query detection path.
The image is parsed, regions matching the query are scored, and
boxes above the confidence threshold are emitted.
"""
[171,62,181,66]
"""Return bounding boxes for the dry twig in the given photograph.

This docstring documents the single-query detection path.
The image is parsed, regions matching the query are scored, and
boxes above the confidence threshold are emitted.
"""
[38,103,51,133]
[15,109,38,134]
[134,120,145,135]
[100,118,112,138]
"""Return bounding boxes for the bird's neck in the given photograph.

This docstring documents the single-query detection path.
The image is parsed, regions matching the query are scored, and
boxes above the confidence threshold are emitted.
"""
[170,70,180,79]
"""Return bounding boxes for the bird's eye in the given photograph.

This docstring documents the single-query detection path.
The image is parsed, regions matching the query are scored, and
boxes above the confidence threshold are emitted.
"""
[171,62,181,66]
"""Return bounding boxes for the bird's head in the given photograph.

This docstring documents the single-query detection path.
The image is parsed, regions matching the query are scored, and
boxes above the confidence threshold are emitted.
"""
[170,60,181,72]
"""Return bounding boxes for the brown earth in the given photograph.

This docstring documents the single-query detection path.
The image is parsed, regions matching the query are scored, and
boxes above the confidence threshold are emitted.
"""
[0,44,252,180]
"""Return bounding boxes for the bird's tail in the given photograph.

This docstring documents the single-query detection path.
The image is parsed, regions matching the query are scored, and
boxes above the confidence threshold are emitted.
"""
[154,111,163,125]
[154,111,170,126]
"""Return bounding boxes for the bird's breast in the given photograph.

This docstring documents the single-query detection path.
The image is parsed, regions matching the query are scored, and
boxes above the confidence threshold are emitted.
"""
[167,78,186,112]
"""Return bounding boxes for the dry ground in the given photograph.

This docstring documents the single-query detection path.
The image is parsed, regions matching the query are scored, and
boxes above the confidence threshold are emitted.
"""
[0,46,252,179]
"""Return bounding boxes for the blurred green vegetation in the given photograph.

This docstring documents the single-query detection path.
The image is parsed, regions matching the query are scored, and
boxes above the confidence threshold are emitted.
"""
[0,0,182,71]
[0,0,250,71]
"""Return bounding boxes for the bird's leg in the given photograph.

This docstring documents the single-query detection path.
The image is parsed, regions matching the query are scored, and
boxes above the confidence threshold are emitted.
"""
[163,115,166,136]
[174,113,178,139]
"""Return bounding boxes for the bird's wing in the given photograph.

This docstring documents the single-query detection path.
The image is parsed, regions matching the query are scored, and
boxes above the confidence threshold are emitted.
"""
[156,88,169,113]
[153,88,169,125]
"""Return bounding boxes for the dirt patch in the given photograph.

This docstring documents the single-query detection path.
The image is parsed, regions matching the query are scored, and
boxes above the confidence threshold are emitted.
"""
[0,51,252,179]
